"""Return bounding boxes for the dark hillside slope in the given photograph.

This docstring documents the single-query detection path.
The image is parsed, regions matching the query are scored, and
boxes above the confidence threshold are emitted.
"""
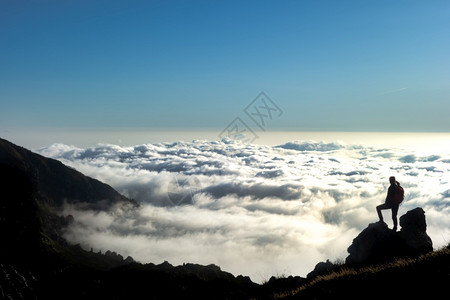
[0,137,133,209]
[0,137,136,263]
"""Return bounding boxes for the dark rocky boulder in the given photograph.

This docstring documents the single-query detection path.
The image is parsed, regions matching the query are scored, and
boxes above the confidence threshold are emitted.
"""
[346,207,433,265]
[307,259,334,279]
[398,207,433,255]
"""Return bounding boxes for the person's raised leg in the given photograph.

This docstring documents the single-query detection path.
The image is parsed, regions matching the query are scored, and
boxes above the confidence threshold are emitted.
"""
[376,203,389,222]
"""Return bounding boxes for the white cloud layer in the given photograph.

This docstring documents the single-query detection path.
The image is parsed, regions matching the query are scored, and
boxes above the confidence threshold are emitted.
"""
[38,139,450,282]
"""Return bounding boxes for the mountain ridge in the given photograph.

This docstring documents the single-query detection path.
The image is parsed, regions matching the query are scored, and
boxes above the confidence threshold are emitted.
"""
[0,137,134,209]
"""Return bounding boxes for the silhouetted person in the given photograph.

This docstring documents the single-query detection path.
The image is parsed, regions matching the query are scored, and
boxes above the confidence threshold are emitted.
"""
[376,176,401,231]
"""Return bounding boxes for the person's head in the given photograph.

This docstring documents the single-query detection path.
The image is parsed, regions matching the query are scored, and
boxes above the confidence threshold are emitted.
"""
[389,176,396,184]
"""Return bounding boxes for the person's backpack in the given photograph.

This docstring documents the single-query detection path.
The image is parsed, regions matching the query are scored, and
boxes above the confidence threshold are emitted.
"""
[392,184,404,204]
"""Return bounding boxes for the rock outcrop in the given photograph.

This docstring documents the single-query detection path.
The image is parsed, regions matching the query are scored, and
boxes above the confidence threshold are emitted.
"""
[398,207,433,255]
[346,207,433,265]
[306,259,334,279]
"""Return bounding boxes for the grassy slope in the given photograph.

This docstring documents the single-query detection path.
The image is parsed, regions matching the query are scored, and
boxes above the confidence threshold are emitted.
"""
[274,245,450,299]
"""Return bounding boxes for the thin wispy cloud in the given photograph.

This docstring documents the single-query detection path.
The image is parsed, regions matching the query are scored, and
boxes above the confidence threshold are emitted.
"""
[379,87,408,95]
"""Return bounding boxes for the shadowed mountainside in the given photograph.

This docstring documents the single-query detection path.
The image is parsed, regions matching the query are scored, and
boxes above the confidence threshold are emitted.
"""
[0,137,133,209]
[0,137,136,264]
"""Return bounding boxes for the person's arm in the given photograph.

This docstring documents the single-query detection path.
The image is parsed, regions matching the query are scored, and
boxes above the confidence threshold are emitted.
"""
[386,185,394,202]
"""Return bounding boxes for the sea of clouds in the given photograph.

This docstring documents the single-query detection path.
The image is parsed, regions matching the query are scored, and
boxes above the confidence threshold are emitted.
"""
[38,139,450,282]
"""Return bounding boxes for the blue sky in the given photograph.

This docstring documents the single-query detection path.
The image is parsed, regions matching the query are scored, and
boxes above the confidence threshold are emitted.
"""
[1,0,450,136]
